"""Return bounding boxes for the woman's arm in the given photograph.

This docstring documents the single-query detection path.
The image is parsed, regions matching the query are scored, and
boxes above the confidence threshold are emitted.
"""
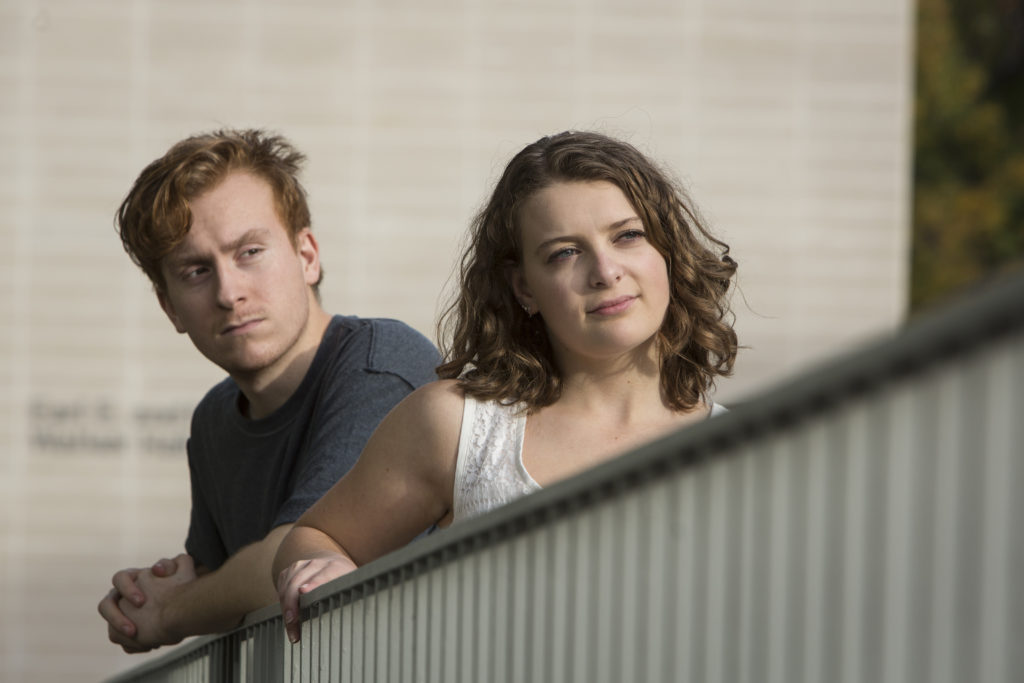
[273,380,464,642]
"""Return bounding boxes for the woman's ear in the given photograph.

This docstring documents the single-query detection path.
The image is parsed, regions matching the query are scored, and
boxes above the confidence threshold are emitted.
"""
[506,265,536,315]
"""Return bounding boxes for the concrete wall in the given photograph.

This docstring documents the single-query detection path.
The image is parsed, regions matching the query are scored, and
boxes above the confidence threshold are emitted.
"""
[0,0,914,680]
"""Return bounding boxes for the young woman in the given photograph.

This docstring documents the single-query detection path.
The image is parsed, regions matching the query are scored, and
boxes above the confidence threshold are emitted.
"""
[272,131,738,642]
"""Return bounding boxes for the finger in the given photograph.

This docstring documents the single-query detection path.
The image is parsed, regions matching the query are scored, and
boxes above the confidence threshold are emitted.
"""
[277,559,305,596]
[278,563,316,644]
[111,570,145,607]
[175,553,196,574]
[279,557,352,606]
[280,560,351,644]
[280,574,303,643]
[296,565,338,596]
[98,589,137,638]
[285,612,302,645]
[279,561,327,605]
[282,586,301,645]
[107,621,144,650]
[116,634,151,654]
[150,557,178,577]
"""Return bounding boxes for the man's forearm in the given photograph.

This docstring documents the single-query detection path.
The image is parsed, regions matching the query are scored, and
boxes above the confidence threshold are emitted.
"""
[162,524,293,639]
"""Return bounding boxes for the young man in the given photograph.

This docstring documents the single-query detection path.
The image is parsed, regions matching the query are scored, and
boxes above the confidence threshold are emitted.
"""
[97,129,439,652]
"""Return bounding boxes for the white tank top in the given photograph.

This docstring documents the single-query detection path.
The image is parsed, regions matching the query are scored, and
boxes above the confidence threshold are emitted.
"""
[452,396,727,523]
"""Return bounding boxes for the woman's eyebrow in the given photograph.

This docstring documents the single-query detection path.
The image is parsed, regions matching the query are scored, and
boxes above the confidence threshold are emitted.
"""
[532,216,642,255]
[606,216,642,231]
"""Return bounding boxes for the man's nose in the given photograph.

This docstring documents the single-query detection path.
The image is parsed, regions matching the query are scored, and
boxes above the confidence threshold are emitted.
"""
[214,263,247,309]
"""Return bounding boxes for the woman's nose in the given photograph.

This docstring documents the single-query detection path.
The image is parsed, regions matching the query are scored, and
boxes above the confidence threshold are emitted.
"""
[589,250,623,288]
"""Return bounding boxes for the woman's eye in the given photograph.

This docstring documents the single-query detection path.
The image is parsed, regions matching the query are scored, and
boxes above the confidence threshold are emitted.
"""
[547,246,579,263]
[618,229,646,242]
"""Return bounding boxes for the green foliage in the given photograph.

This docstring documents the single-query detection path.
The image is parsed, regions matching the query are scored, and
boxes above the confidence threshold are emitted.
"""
[912,0,1024,310]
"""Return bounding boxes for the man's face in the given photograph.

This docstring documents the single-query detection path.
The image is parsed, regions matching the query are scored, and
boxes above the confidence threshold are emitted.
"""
[157,171,321,383]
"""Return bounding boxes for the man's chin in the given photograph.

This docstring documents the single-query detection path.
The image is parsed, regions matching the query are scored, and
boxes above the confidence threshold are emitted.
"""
[200,347,274,378]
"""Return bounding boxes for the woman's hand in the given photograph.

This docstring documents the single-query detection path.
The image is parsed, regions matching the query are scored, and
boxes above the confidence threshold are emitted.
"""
[276,552,358,643]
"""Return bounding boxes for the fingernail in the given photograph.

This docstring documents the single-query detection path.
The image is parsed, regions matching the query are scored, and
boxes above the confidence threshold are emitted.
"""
[122,624,134,636]
[133,595,144,607]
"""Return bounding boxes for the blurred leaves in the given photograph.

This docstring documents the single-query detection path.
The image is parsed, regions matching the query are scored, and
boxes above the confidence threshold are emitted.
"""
[913,0,1024,310]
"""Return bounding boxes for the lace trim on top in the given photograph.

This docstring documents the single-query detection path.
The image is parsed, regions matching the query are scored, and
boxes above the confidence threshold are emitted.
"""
[452,398,727,524]
[452,396,540,524]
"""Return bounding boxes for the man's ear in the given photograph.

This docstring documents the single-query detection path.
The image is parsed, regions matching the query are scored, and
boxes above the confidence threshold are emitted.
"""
[506,265,536,315]
[295,228,321,286]
[156,289,187,334]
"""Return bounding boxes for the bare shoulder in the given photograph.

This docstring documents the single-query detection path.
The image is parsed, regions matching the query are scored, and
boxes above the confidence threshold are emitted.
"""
[369,379,465,466]
[384,379,464,430]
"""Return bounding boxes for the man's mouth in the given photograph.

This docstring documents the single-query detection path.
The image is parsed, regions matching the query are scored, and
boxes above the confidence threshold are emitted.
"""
[222,318,262,335]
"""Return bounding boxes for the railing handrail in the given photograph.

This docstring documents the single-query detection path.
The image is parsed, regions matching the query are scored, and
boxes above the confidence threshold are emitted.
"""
[106,267,1024,683]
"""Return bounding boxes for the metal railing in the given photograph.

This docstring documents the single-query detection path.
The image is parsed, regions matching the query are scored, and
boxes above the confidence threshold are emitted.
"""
[108,271,1024,683]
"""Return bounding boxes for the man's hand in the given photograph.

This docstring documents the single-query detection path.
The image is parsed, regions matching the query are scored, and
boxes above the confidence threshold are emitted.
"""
[115,554,199,650]
[99,527,290,652]
[97,555,186,653]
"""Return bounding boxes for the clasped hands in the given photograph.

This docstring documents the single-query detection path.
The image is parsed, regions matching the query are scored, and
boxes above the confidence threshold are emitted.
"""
[97,553,197,653]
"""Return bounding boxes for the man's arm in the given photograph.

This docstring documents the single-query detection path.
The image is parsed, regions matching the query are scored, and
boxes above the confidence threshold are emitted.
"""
[112,524,293,651]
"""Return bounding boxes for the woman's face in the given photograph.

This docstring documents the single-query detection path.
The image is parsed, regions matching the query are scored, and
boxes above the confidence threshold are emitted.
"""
[511,180,670,369]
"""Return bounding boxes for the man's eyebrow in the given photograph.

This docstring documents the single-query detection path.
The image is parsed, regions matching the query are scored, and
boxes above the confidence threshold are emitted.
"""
[224,228,273,252]
[164,247,203,269]
[166,228,273,267]
[532,216,642,254]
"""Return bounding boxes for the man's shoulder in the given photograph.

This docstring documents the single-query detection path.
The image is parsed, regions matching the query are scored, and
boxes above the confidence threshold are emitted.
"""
[365,317,439,365]
[329,314,428,342]
[327,315,440,373]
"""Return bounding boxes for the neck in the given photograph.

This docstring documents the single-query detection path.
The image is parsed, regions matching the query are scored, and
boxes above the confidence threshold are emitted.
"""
[555,349,667,422]
[235,305,332,420]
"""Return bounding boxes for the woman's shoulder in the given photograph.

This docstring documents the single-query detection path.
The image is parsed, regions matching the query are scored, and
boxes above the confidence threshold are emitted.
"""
[384,379,466,433]
[407,378,465,407]
[363,380,467,485]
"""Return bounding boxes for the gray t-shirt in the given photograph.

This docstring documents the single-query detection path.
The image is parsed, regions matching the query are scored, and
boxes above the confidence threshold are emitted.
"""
[184,315,439,571]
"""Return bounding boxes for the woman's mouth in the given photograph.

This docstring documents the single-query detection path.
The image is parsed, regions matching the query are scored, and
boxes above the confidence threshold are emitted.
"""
[588,296,636,315]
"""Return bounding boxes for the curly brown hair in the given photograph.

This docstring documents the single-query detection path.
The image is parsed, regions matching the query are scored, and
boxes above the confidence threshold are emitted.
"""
[437,131,737,412]
[115,129,314,293]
